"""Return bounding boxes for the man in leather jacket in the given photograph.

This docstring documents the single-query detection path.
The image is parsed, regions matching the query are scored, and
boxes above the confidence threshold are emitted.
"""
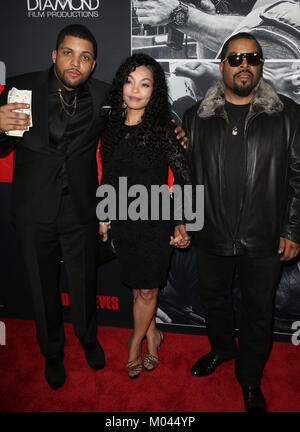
[183,32,300,412]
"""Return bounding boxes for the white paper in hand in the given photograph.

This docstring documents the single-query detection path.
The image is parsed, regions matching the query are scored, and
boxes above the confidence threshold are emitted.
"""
[6,87,32,137]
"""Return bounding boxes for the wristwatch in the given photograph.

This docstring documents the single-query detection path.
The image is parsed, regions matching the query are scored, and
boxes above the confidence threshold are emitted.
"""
[169,1,189,27]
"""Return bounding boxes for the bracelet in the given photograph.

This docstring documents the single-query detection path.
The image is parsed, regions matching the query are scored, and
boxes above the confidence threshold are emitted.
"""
[100,221,111,226]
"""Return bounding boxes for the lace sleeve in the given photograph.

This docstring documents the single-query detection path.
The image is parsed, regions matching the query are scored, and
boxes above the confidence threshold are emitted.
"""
[162,123,192,186]
[99,138,113,186]
[162,123,193,227]
[98,144,113,223]
[100,158,112,186]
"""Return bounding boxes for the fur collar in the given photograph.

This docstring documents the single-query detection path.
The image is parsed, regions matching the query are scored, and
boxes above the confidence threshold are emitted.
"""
[197,78,284,125]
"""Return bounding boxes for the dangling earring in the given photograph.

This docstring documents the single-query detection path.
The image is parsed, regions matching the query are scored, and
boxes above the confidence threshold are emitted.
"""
[122,101,127,118]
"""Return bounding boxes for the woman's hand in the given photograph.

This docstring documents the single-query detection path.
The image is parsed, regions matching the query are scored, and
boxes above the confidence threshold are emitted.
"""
[99,222,111,242]
[172,119,188,149]
[170,224,191,248]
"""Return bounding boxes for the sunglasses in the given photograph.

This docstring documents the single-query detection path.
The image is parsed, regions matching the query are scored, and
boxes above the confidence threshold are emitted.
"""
[222,52,264,67]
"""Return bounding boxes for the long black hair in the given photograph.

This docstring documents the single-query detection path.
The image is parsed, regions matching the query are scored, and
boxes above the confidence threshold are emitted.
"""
[100,53,173,163]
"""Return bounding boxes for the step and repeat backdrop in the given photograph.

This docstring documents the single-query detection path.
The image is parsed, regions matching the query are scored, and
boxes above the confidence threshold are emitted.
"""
[1,0,300,341]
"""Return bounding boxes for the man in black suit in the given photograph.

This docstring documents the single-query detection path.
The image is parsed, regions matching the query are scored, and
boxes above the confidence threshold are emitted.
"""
[0,25,110,390]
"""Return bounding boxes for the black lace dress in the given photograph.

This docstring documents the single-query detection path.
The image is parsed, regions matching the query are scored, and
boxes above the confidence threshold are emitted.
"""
[100,122,191,289]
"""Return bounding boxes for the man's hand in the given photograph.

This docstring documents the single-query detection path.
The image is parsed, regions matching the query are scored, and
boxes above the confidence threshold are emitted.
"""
[278,237,300,261]
[99,222,111,242]
[174,62,219,92]
[170,224,191,248]
[171,119,188,149]
[156,307,172,324]
[133,0,178,26]
[199,0,216,13]
[0,103,30,133]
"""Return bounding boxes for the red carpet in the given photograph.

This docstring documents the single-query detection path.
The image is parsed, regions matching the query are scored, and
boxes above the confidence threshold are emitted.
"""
[0,318,299,412]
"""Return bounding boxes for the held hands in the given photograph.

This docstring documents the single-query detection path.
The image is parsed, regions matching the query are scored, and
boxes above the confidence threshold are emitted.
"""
[172,119,188,149]
[278,237,300,261]
[170,224,191,249]
[99,222,111,242]
[0,103,31,133]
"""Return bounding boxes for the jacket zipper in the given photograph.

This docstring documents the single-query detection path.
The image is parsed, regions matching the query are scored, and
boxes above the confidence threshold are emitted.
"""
[219,118,235,241]
[231,112,260,254]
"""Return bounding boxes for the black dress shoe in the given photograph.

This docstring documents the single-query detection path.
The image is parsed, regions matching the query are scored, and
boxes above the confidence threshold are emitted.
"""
[191,351,234,377]
[45,356,66,390]
[242,385,266,412]
[83,340,105,370]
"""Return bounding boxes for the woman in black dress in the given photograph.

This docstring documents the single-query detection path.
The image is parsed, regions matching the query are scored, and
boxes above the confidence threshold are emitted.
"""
[99,54,192,379]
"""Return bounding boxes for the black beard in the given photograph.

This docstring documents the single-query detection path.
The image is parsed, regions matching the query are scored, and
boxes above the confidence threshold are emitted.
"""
[54,64,85,90]
[232,82,253,97]
[232,70,255,97]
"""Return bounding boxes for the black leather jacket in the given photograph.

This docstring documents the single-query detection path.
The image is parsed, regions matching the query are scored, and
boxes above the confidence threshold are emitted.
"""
[183,79,300,257]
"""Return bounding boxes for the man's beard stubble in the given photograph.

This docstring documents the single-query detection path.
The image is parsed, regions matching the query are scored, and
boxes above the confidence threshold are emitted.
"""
[54,64,85,90]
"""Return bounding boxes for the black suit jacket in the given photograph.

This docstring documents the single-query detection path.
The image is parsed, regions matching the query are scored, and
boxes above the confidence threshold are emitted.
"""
[0,69,110,224]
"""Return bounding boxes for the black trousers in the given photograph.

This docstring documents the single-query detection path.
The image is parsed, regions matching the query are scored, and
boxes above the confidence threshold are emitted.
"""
[15,193,98,358]
[196,249,281,386]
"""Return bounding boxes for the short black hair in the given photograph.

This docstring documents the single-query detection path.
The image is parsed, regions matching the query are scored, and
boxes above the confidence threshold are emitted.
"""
[56,24,97,59]
[220,32,263,61]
